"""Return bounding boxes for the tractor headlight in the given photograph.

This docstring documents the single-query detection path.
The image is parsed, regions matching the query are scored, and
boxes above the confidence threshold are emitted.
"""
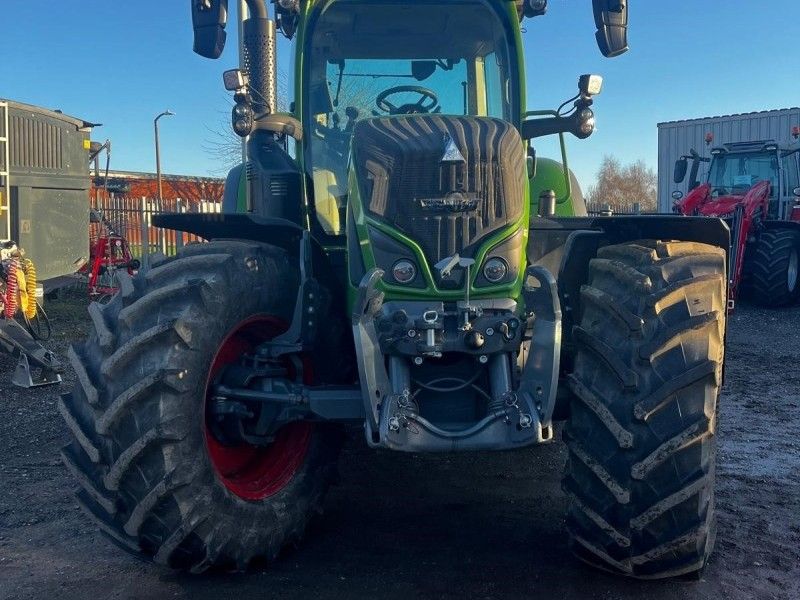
[231,103,254,137]
[578,108,595,136]
[392,260,417,284]
[233,104,251,118]
[483,258,508,283]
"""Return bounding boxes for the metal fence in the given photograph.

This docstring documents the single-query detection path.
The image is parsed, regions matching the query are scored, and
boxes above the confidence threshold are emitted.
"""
[90,195,221,267]
[90,197,661,267]
[585,202,655,216]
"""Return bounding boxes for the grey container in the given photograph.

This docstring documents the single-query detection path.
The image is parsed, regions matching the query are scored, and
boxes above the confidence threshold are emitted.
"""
[1,99,94,285]
[657,107,800,213]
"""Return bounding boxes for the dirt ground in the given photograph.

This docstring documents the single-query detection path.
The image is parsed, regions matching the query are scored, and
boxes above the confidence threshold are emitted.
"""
[1,292,798,600]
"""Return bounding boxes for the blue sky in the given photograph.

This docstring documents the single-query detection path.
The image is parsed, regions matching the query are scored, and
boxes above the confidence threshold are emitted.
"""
[1,0,798,189]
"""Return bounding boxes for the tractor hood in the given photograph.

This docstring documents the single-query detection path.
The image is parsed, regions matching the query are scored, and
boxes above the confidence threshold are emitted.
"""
[676,180,771,218]
[696,194,746,217]
[350,115,528,294]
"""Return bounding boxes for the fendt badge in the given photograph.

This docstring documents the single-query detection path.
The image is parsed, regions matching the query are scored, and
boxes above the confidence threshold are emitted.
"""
[440,133,466,164]
[417,192,479,213]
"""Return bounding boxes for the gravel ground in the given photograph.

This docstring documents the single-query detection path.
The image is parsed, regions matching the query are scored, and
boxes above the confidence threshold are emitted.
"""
[1,292,798,600]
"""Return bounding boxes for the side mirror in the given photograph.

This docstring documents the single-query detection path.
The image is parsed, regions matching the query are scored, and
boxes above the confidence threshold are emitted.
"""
[411,61,438,81]
[592,0,629,58]
[191,0,229,59]
[674,157,688,183]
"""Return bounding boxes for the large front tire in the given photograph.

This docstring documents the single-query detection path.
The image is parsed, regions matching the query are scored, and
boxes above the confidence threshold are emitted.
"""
[59,241,341,572]
[564,240,726,579]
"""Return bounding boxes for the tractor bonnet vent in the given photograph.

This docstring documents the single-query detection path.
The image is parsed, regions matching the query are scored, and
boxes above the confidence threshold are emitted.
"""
[352,115,526,273]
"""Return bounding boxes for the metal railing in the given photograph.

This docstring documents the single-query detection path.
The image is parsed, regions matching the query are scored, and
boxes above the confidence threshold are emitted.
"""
[585,202,655,216]
[90,195,221,267]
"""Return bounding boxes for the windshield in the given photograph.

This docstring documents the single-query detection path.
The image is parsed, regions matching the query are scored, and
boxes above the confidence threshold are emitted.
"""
[304,0,518,236]
[708,151,779,197]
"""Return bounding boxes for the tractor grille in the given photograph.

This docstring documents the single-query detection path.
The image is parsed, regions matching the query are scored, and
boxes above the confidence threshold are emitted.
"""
[353,116,526,283]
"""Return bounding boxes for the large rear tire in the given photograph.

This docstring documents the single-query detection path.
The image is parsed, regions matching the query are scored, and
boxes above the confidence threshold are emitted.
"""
[747,229,800,307]
[564,240,726,579]
[59,240,342,572]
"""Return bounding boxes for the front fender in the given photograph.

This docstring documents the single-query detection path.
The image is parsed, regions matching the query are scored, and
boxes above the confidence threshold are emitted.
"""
[152,213,304,254]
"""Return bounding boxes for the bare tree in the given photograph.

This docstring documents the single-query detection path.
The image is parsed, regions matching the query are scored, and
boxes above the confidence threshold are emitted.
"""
[586,155,658,213]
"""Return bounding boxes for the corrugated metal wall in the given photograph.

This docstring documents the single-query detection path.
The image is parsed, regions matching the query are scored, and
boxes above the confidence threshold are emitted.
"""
[2,100,92,282]
[10,112,65,171]
[657,108,800,212]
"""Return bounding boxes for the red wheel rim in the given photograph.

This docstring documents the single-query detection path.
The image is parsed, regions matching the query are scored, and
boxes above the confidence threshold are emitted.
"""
[204,315,313,501]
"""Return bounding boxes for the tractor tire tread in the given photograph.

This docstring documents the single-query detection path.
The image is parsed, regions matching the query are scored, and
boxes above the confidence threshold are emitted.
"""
[564,238,725,579]
[59,241,343,572]
[747,229,800,307]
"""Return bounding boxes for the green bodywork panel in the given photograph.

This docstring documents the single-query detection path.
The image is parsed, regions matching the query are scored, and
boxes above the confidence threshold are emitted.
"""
[347,163,531,304]
[226,0,583,310]
[530,157,584,217]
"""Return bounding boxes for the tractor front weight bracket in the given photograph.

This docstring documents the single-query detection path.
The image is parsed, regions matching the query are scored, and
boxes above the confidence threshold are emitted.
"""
[352,268,391,441]
[517,265,562,439]
[261,231,323,359]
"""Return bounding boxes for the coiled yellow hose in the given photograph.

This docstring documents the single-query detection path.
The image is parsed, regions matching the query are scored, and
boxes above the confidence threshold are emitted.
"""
[20,258,37,319]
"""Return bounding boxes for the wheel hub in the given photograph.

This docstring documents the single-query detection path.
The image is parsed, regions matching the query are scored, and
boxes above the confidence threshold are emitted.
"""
[204,316,313,501]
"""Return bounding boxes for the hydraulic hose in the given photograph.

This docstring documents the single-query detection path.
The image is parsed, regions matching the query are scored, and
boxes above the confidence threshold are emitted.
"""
[4,259,19,319]
[21,258,37,319]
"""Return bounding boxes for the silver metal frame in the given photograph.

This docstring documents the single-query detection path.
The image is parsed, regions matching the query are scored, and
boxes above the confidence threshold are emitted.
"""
[0,101,10,241]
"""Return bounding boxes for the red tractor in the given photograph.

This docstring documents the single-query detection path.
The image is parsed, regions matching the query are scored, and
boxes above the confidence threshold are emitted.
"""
[673,139,800,307]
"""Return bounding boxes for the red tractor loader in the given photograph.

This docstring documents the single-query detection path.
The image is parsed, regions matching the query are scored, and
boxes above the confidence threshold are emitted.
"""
[673,139,800,307]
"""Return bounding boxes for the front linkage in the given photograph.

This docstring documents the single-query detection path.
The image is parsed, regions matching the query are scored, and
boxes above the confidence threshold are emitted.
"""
[353,264,561,451]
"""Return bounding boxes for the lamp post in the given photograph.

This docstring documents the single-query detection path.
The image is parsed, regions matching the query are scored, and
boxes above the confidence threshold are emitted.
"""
[154,110,175,203]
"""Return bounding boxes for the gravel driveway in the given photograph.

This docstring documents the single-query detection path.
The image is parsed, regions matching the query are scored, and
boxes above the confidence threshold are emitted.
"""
[1,293,798,600]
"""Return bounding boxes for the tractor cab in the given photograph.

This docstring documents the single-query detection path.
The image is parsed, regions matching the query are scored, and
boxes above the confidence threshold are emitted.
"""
[302,0,521,238]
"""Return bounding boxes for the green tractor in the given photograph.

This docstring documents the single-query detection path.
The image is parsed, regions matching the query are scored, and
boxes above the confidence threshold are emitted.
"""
[60,0,729,579]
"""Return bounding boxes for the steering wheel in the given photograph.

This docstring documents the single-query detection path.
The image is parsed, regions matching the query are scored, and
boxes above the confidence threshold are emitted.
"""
[376,85,440,115]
